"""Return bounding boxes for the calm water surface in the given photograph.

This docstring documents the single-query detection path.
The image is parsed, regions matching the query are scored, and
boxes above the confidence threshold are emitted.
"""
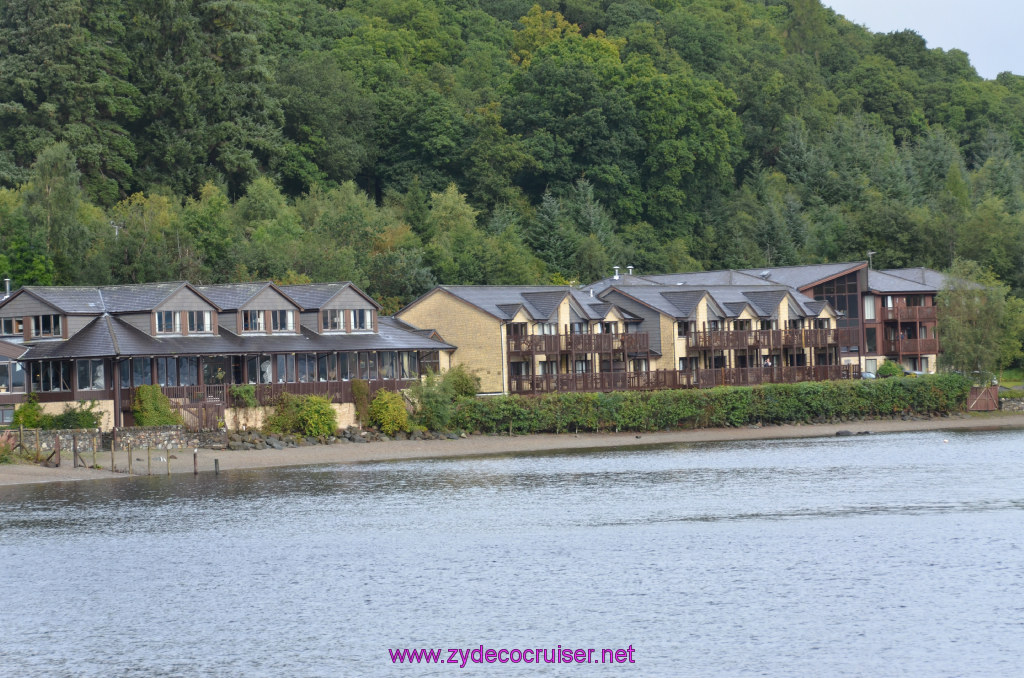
[1,429,1023,677]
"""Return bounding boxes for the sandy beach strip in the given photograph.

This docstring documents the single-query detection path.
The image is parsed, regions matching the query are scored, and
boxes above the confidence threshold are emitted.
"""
[2,412,1023,487]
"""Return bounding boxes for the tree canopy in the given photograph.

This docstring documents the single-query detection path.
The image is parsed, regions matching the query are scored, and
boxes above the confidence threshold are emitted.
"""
[2,0,1024,321]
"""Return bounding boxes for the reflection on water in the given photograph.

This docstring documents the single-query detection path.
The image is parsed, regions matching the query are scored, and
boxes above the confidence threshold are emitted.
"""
[1,429,1023,677]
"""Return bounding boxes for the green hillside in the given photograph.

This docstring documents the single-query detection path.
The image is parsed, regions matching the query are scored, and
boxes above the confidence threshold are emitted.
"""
[3,0,1024,309]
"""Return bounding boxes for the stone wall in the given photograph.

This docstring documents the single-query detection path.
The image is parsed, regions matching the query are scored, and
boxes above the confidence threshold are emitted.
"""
[999,397,1024,412]
[8,428,103,455]
[109,426,185,451]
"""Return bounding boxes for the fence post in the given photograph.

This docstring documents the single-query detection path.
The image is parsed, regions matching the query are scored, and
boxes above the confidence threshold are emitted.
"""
[92,436,97,469]
[127,442,132,475]
[148,446,152,476]
[73,434,78,468]
[194,450,198,476]
[35,429,40,462]
[111,438,115,472]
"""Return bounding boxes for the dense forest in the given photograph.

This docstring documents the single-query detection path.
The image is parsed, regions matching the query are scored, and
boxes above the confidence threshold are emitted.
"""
[3,0,1024,312]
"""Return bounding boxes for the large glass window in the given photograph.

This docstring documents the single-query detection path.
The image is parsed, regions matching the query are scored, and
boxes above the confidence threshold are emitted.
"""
[276,354,296,383]
[296,354,316,382]
[32,361,72,391]
[246,355,273,384]
[379,352,398,379]
[536,323,557,335]
[202,357,228,384]
[0,404,13,425]
[399,352,418,379]
[338,353,351,380]
[356,352,377,380]
[865,328,878,353]
[863,294,875,321]
[132,358,152,386]
[178,357,198,386]
[76,359,105,390]
[317,353,337,381]
[0,361,26,393]
[156,357,177,387]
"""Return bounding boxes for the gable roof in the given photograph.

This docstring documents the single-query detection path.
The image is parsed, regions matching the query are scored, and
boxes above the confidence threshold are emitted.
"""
[879,267,946,291]
[278,282,382,311]
[195,282,300,311]
[737,262,866,290]
[867,270,937,294]
[0,339,26,360]
[2,282,221,315]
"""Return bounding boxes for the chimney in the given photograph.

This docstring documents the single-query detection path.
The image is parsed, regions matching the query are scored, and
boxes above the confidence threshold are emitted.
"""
[3,278,9,300]
[613,266,620,280]
[627,266,634,276]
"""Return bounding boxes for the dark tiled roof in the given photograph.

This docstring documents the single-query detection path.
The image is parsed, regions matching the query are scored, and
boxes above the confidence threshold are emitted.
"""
[643,270,769,286]
[741,290,788,318]
[0,339,26,360]
[194,282,282,311]
[659,290,705,317]
[438,286,571,320]
[521,291,566,320]
[21,314,454,361]
[496,303,523,319]
[19,286,104,313]
[278,282,382,311]
[866,270,936,293]
[737,262,865,289]
[99,282,193,312]
[879,268,946,291]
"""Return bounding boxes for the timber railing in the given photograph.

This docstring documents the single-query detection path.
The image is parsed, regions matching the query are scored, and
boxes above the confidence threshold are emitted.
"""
[688,328,838,350]
[508,365,860,394]
[507,332,650,355]
[882,305,937,322]
[882,338,940,355]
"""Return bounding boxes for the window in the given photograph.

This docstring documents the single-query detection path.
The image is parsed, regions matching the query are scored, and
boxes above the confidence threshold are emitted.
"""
[570,322,585,335]
[31,361,72,392]
[865,328,877,354]
[351,309,370,331]
[0,404,13,425]
[1,317,23,336]
[32,314,62,338]
[601,322,618,335]
[399,352,418,379]
[356,352,377,380]
[246,355,273,384]
[296,353,316,382]
[76,359,105,390]
[156,311,180,334]
[242,310,264,332]
[321,309,344,331]
[276,354,296,383]
[865,359,877,374]
[677,322,690,338]
[537,323,557,335]
[156,357,177,387]
[537,360,558,376]
[815,318,831,329]
[863,294,875,321]
[202,357,228,384]
[317,353,337,381]
[338,353,351,380]
[509,361,530,377]
[271,310,294,332]
[734,320,751,331]
[707,320,720,331]
[760,320,773,331]
[188,311,212,333]
[573,359,591,374]
[631,358,649,372]
[132,358,153,386]
[379,351,398,379]
[0,361,25,393]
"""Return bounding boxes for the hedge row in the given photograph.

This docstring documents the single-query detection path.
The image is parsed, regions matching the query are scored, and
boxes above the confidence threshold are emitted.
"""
[450,375,972,434]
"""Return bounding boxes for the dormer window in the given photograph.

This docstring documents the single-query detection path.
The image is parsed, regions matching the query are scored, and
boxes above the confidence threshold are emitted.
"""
[242,310,265,332]
[271,310,294,332]
[156,311,181,334]
[32,314,62,338]
[1,317,23,336]
[351,309,370,331]
[322,309,344,331]
[188,310,212,333]
[536,323,556,335]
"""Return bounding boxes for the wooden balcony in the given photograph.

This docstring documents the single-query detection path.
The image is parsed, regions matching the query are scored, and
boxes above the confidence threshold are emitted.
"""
[882,338,940,355]
[882,305,937,322]
[508,333,650,355]
[688,328,838,350]
[508,365,860,394]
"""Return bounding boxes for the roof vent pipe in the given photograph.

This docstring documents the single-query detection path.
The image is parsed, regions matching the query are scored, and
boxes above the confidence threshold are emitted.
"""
[589,288,594,298]
[3,278,9,299]
[627,266,634,276]
[613,266,620,280]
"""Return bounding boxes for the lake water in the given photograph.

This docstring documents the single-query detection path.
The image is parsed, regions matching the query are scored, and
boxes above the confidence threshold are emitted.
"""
[1,428,1023,677]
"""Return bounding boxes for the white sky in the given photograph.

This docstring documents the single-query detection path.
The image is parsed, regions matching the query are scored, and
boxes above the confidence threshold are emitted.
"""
[824,1,1024,79]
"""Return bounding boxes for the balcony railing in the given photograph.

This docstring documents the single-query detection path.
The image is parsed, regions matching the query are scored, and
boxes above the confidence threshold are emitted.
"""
[882,305,937,322]
[688,328,838,350]
[508,365,860,394]
[882,338,940,355]
[508,332,650,355]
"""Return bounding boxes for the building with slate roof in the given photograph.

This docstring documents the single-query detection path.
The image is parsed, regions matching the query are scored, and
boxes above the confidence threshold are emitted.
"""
[397,280,850,394]
[585,261,945,375]
[0,281,453,428]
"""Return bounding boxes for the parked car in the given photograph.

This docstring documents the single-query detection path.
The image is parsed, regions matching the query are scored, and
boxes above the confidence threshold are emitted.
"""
[860,371,876,379]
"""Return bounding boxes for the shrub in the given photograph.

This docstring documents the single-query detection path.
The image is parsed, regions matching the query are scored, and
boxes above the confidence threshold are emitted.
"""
[297,395,337,437]
[0,431,15,464]
[442,364,480,397]
[351,379,370,424]
[12,393,45,429]
[132,384,183,426]
[408,371,453,431]
[876,361,902,378]
[229,384,259,408]
[265,393,337,437]
[369,390,409,435]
